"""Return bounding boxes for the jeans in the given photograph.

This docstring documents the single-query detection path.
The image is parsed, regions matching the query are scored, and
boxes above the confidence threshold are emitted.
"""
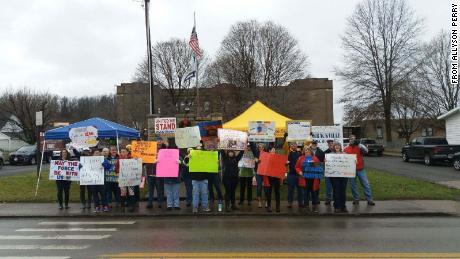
[286,174,302,205]
[192,180,209,209]
[104,182,120,206]
[350,169,373,201]
[304,180,320,206]
[264,177,280,209]
[223,177,239,206]
[208,174,223,202]
[183,173,193,205]
[239,177,253,203]
[79,185,92,205]
[147,176,164,206]
[90,185,106,207]
[255,174,263,198]
[165,183,180,208]
[56,180,71,206]
[330,177,348,209]
[325,177,333,201]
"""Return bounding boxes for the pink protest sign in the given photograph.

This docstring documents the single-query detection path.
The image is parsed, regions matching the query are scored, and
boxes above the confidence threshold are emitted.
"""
[156,149,180,177]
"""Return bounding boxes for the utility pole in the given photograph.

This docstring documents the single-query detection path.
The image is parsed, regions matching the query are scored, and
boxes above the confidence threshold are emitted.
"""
[144,0,154,115]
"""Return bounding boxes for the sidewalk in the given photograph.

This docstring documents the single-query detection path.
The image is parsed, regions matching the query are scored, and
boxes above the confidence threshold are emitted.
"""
[0,200,459,218]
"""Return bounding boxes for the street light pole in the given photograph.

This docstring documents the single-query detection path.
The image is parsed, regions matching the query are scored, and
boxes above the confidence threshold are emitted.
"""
[144,0,154,115]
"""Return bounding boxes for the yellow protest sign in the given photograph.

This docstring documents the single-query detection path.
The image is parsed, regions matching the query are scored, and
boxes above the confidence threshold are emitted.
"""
[189,150,219,173]
[131,141,157,164]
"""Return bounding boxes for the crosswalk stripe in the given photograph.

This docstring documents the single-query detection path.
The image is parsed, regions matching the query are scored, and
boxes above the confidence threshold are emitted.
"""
[0,245,90,250]
[0,257,70,259]
[0,235,111,240]
[39,221,135,225]
[16,228,117,232]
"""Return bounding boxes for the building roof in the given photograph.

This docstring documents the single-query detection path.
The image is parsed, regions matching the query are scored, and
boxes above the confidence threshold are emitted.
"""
[437,107,460,120]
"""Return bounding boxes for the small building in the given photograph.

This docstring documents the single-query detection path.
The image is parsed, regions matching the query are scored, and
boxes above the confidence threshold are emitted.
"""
[438,107,460,145]
[0,132,27,152]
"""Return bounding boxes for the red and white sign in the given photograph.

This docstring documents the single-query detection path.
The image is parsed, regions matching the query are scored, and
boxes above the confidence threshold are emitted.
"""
[154,117,176,134]
[69,126,99,148]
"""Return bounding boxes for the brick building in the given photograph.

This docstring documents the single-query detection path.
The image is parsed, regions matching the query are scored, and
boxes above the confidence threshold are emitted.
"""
[115,78,334,134]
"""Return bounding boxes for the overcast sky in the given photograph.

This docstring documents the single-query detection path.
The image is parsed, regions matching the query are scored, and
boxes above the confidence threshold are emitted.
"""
[0,0,450,123]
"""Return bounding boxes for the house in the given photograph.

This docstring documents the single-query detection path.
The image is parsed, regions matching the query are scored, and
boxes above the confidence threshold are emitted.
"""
[0,132,27,152]
[438,107,460,145]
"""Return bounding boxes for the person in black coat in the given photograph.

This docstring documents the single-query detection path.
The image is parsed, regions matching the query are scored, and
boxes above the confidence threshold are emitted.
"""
[220,150,244,212]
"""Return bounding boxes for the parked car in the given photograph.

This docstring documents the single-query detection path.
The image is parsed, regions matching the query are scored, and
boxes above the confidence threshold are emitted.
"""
[401,137,460,166]
[360,138,384,156]
[0,150,4,169]
[9,145,53,165]
[453,152,460,171]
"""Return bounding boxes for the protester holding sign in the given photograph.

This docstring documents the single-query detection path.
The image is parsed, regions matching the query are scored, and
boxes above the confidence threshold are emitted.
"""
[181,148,194,207]
[238,146,255,206]
[82,150,107,213]
[189,146,211,213]
[220,150,244,212]
[249,142,268,208]
[103,146,120,210]
[323,140,335,206]
[260,147,283,213]
[157,149,181,210]
[327,142,349,213]
[296,147,322,213]
[116,148,137,212]
[54,149,72,210]
[145,139,166,209]
[74,147,93,210]
[286,143,303,209]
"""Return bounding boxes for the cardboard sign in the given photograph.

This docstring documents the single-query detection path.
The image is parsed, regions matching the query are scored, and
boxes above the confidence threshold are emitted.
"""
[287,120,311,142]
[49,160,80,181]
[302,158,324,179]
[238,157,255,168]
[248,121,276,142]
[218,129,248,150]
[256,151,287,179]
[79,156,105,185]
[131,141,157,164]
[312,126,343,151]
[156,149,180,178]
[189,150,218,173]
[325,153,357,178]
[154,117,176,134]
[118,159,143,187]
[198,121,222,140]
[203,138,218,150]
[69,126,98,148]
[175,126,201,148]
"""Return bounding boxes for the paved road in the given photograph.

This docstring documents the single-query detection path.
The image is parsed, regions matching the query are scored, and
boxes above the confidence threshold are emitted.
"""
[365,156,460,188]
[0,217,459,258]
[0,164,49,177]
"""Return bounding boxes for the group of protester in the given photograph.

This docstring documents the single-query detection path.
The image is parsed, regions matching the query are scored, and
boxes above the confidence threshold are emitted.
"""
[54,134,375,214]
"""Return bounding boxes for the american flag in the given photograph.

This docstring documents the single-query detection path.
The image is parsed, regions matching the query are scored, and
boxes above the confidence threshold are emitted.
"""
[189,26,202,59]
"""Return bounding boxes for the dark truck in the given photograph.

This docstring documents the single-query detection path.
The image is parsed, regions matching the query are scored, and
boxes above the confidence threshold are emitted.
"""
[360,138,384,156]
[401,137,460,166]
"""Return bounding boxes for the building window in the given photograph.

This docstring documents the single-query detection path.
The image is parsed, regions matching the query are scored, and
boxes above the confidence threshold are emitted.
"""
[422,128,433,137]
[376,126,383,139]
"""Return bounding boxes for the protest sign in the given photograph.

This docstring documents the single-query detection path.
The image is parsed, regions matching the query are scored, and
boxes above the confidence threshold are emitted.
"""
[312,126,343,151]
[302,158,324,179]
[49,160,80,181]
[286,120,311,142]
[325,153,357,178]
[248,121,276,142]
[131,141,157,164]
[175,126,201,148]
[118,159,143,187]
[256,151,287,179]
[238,157,255,168]
[154,117,176,134]
[189,150,218,173]
[218,129,248,150]
[79,156,105,185]
[198,121,222,140]
[156,149,180,177]
[203,138,218,150]
[69,126,98,148]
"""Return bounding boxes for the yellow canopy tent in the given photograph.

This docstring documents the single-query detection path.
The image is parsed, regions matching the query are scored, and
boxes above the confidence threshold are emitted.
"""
[223,101,292,137]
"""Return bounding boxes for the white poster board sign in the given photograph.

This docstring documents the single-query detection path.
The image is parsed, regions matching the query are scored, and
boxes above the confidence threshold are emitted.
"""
[325,153,357,178]
[79,156,105,185]
[218,129,248,150]
[287,120,311,141]
[69,126,99,148]
[118,159,143,187]
[154,117,176,134]
[49,160,80,181]
[312,126,343,151]
[248,121,276,142]
[175,126,201,148]
[238,157,255,168]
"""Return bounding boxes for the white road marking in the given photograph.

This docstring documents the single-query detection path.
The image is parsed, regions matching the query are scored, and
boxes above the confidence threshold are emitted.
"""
[0,235,111,240]
[0,245,90,250]
[0,257,70,259]
[38,221,135,225]
[16,228,117,232]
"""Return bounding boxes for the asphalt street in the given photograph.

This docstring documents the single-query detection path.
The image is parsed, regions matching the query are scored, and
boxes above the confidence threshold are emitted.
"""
[365,155,460,188]
[0,217,459,258]
[0,164,49,177]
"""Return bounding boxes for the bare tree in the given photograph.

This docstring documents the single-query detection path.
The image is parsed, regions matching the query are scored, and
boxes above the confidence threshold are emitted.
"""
[418,31,460,117]
[336,0,423,142]
[0,88,58,144]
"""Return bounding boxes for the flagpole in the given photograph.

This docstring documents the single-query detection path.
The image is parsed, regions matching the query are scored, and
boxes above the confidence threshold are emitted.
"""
[144,0,154,115]
[194,12,200,119]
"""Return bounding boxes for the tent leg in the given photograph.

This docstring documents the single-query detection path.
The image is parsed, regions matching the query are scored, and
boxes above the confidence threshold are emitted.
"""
[116,133,120,154]
[34,140,46,197]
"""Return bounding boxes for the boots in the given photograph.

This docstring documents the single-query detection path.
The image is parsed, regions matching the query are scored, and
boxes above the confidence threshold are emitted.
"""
[120,196,126,212]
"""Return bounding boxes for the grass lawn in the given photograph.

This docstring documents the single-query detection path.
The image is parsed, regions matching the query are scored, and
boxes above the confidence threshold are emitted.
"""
[0,168,459,203]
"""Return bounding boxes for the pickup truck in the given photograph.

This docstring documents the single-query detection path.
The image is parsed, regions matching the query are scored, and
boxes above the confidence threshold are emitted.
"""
[360,138,384,156]
[401,137,460,166]
[453,152,460,171]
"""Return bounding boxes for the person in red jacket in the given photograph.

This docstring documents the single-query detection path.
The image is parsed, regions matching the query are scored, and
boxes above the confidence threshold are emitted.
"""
[344,135,375,206]
[295,147,322,213]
